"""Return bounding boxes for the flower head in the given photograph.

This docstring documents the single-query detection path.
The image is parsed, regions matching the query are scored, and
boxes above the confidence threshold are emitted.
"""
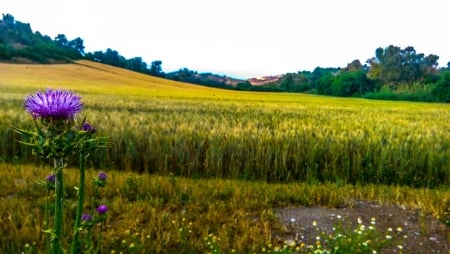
[44,173,56,190]
[24,89,83,119]
[95,171,107,187]
[81,213,92,221]
[96,204,108,214]
[46,174,56,183]
[81,122,96,133]
[98,171,107,181]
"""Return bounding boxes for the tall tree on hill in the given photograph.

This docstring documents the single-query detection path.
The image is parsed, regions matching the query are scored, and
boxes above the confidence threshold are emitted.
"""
[149,60,164,77]
[367,45,439,87]
[126,57,147,73]
[54,34,84,57]
[2,13,15,27]
[343,59,365,72]
[101,48,126,67]
[55,34,69,47]
[68,37,85,55]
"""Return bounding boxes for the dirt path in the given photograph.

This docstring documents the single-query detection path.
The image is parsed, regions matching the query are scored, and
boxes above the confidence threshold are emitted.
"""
[274,201,449,253]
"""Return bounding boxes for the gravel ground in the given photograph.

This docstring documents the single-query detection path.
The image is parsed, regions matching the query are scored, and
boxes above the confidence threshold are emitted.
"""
[273,201,449,253]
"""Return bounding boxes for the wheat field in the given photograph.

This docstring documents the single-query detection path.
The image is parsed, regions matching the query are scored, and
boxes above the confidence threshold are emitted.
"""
[1,60,449,187]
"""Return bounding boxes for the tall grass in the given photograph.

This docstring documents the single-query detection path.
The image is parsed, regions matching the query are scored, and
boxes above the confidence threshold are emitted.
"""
[0,61,449,187]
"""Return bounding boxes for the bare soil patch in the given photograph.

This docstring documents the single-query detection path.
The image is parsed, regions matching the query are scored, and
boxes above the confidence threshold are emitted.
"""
[274,201,448,253]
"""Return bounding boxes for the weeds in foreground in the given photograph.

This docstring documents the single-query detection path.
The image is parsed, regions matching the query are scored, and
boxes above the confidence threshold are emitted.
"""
[10,89,106,254]
[237,216,405,254]
[1,163,447,253]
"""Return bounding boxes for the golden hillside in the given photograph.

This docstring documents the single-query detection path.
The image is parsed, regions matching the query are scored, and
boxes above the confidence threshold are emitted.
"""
[0,60,244,99]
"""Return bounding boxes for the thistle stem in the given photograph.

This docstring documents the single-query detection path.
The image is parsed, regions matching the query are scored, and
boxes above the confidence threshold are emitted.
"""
[70,152,86,254]
[53,157,64,254]
[45,189,51,254]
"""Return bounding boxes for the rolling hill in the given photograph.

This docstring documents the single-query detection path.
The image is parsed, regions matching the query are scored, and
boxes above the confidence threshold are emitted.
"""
[0,60,241,99]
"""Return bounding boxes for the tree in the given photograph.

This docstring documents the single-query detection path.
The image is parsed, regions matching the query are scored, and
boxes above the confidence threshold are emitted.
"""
[102,48,126,67]
[68,37,84,55]
[278,72,312,92]
[125,57,147,73]
[344,59,364,72]
[236,81,252,90]
[279,73,294,91]
[293,72,312,92]
[331,71,373,96]
[86,48,126,67]
[311,67,338,94]
[315,72,335,95]
[421,54,439,83]
[149,60,164,77]
[432,70,450,102]
[367,45,439,86]
[2,13,15,27]
[55,34,69,47]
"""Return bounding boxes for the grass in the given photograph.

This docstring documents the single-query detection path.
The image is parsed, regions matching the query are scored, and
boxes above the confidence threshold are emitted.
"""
[0,163,448,253]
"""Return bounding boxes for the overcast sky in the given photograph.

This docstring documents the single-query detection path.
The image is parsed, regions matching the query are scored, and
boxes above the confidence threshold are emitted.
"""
[2,0,450,79]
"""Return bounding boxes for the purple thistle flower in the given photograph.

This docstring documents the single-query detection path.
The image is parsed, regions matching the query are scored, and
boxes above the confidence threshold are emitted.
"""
[81,213,92,221]
[24,89,83,119]
[97,171,107,181]
[46,174,56,183]
[81,122,96,133]
[96,204,108,214]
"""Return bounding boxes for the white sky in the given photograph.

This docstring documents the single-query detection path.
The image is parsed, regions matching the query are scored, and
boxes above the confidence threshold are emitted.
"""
[2,0,450,79]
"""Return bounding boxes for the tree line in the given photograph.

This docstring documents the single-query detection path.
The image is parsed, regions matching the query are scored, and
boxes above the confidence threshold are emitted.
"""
[264,47,450,102]
[0,13,164,77]
[0,14,83,63]
[1,13,449,102]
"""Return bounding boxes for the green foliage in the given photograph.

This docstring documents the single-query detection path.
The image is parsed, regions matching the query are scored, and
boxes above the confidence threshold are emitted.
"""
[364,83,437,102]
[0,14,83,63]
[315,72,335,95]
[279,73,312,92]
[264,216,403,254]
[367,45,439,86]
[164,68,234,89]
[0,43,14,59]
[312,216,401,254]
[85,49,127,68]
[149,60,165,77]
[84,50,166,77]
[432,70,450,102]
[331,71,374,97]
[236,81,252,90]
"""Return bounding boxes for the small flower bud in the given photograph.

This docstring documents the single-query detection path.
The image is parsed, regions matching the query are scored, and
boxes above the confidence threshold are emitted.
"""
[96,204,108,214]
[81,122,96,133]
[98,172,107,181]
[46,174,56,183]
[45,174,56,190]
[95,171,107,187]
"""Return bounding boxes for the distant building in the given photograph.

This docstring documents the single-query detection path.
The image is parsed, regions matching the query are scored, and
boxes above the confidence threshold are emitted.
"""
[247,75,283,86]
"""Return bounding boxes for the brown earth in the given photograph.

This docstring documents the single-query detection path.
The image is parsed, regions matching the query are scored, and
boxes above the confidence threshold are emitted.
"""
[273,201,449,253]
